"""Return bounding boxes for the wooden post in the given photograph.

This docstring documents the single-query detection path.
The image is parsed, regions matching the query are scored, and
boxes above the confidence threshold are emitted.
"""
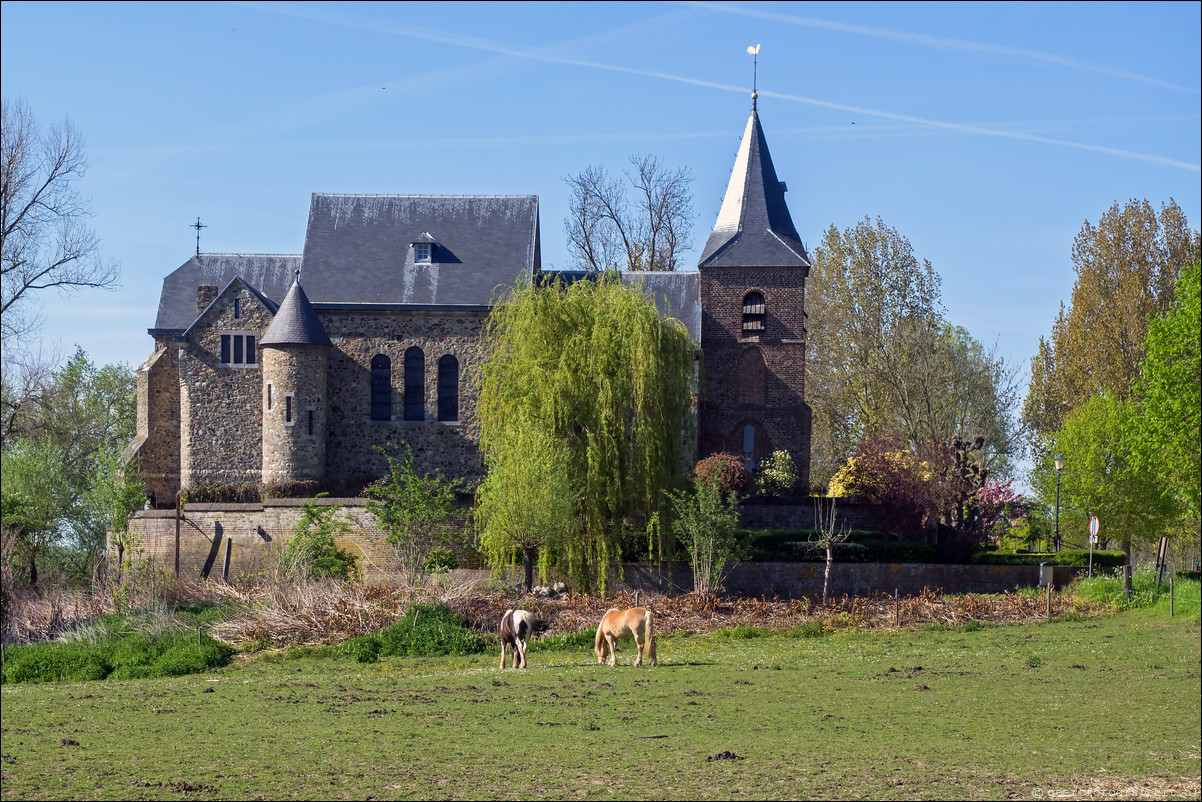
[894,589,900,628]
[174,494,181,577]
[222,538,232,583]
[1123,565,1132,598]
[1046,582,1052,619]
[1170,573,1174,617]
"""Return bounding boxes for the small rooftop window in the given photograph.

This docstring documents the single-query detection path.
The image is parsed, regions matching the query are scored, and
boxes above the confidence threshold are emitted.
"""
[414,243,432,263]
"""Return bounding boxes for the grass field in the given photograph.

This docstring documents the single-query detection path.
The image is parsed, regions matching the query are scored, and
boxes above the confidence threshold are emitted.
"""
[1,607,1198,800]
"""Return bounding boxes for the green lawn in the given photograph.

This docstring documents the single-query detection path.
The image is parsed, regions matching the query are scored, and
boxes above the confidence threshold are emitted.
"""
[1,609,1198,800]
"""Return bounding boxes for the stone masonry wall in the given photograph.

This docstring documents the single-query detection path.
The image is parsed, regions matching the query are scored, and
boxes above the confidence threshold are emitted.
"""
[700,267,810,489]
[261,344,328,483]
[321,308,487,487]
[130,340,181,505]
[179,284,274,488]
[126,504,1067,594]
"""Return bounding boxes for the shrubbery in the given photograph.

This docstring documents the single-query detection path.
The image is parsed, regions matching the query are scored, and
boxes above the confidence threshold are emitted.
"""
[339,603,490,663]
[970,549,1127,568]
[1,609,234,684]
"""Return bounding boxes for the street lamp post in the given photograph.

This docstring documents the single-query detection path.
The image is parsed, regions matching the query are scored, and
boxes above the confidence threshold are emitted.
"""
[1053,454,1065,552]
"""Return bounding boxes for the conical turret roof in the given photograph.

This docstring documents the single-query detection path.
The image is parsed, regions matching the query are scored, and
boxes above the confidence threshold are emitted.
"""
[698,105,810,270]
[260,275,332,347]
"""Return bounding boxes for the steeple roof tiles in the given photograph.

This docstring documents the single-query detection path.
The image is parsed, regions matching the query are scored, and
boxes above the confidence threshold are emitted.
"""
[698,108,810,270]
[260,278,333,347]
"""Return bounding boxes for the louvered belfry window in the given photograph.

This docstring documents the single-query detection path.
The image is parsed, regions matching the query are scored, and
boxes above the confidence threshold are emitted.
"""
[742,292,765,332]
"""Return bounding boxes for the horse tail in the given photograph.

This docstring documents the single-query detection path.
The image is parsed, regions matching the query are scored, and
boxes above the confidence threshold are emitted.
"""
[594,615,606,663]
[643,609,656,666]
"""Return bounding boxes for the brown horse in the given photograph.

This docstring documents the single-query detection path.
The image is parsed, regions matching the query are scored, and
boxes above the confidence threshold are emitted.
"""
[499,609,536,669]
[594,607,656,667]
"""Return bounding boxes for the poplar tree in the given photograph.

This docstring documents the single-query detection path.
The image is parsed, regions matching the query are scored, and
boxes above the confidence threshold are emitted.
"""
[477,272,695,593]
[1023,199,1200,451]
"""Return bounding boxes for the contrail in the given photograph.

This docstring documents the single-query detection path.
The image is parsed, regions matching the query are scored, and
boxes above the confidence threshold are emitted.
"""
[233,1,1201,171]
[686,1,1200,95]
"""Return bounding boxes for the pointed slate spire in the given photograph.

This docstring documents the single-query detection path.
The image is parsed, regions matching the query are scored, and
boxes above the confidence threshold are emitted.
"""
[260,272,332,346]
[698,106,810,270]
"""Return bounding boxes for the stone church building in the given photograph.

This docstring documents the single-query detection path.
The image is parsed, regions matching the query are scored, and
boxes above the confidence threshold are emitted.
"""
[127,101,813,506]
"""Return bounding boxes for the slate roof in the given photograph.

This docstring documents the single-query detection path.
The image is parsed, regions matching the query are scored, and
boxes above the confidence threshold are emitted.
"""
[698,105,810,270]
[300,194,540,307]
[260,278,333,347]
[152,254,300,333]
[540,270,701,343]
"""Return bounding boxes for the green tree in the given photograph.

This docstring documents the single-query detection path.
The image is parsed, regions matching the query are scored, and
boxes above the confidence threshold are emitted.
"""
[0,439,71,587]
[807,218,1020,488]
[363,445,463,587]
[1024,199,1200,451]
[1031,394,1177,558]
[478,272,695,593]
[282,494,359,581]
[1129,262,1201,557]
[475,423,579,592]
[666,473,745,598]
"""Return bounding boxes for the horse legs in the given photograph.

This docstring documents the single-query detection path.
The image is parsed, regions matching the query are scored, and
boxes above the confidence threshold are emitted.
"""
[605,633,618,667]
[500,641,508,670]
[632,632,644,667]
[515,638,527,669]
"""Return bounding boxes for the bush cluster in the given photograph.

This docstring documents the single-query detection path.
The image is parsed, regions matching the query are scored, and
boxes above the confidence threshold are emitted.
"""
[970,549,1127,568]
[180,480,328,504]
[340,603,490,664]
[1,611,234,684]
[746,530,939,563]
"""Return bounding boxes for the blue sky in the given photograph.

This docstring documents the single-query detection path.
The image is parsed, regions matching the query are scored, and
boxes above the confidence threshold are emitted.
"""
[3,0,1199,390]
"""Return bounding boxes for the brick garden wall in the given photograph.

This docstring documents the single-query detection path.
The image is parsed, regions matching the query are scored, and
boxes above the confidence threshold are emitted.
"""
[128,501,1069,595]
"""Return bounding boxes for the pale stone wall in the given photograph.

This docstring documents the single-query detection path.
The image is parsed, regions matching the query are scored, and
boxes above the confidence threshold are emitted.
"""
[179,285,274,488]
[128,340,182,505]
[261,344,328,483]
[321,308,487,487]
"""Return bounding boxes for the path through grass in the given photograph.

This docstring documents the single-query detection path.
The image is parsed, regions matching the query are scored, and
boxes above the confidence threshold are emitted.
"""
[1,609,1198,800]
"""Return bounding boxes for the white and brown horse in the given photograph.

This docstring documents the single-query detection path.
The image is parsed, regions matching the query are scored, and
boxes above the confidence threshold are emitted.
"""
[594,607,656,667]
[499,609,536,669]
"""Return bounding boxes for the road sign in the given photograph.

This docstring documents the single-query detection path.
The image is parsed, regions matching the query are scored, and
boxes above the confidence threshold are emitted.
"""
[1089,516,1100,537]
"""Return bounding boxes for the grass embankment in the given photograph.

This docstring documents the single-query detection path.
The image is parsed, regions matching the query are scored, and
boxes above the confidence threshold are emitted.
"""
[2,605,1198,800]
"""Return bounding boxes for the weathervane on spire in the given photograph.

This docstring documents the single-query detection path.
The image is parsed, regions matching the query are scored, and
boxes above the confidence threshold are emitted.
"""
[191,217,207,256]
[747,43,761,108]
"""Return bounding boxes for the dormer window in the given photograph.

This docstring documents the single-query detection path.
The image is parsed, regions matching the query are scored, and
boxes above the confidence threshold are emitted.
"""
[414,243,432,264]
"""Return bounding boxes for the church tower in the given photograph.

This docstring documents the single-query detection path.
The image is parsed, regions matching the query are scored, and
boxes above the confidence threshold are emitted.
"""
[697,96,812,490]
[259,275,332,485]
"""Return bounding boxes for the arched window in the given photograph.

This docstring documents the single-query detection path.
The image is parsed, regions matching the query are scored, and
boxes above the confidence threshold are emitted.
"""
[736,347,766,405]
[438,355,459,422]
[404,347,425,421]
[370,355,391,421]
[742,291,765,333]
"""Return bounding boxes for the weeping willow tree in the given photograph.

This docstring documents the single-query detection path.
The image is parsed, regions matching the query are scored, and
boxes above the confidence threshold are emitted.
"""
[477,272,695,593]
[475,422,578,592]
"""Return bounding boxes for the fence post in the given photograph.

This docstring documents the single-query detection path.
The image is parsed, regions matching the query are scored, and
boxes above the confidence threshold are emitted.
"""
[894,589,899,628]
[1170,573,1174,617]
[1122,565,1132,599]
[1046,583,1052,619]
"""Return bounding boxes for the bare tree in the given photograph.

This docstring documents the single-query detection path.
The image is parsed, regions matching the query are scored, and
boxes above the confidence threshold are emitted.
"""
[1,97,118,347]
[563,154,694,272]
[810,497,851,606]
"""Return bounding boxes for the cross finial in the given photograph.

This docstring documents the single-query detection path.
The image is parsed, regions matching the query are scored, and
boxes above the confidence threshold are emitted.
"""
[746,44,761,109]
[191,217,207,256]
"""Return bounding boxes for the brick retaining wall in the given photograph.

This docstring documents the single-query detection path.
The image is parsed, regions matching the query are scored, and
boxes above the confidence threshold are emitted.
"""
[127,502,1074,595]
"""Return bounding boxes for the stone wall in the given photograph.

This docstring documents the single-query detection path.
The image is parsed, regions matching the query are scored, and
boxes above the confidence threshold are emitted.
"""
[128,341,181,506]
[179,283,274,488]
[127,502,1071,595]
[321,307,487,486]
[261,344,328,483]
